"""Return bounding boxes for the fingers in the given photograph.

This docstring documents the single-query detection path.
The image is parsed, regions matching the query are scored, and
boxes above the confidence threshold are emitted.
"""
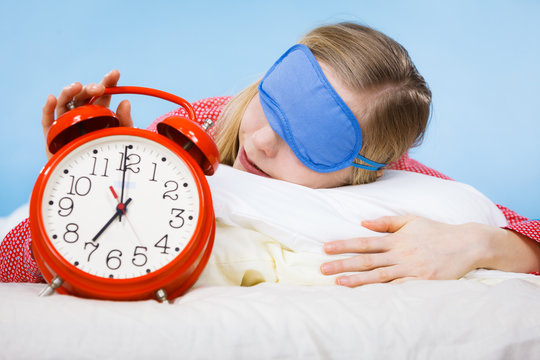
[57,81,107,115]
[389,277,417,284]
[42,94,57,136]
[361,215,418,233]
[56,70,121,116]
[93,69,120,107]
[321,232,410,287]
[116,100,133,127]
[42,95,58,159]
[72,82,105,106]
[101,69,120,87]
[336,272,417,287]
[321,252,394,275]
[56,82,83,117]
[334,265,407,287]
[324,236,388,255]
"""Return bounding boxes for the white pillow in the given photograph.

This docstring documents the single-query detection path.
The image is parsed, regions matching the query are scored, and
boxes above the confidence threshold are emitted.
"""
[196,166,507,286]
[208,166,507,254]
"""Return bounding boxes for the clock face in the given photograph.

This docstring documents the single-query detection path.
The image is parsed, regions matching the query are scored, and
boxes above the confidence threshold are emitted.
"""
[40,134,200,279]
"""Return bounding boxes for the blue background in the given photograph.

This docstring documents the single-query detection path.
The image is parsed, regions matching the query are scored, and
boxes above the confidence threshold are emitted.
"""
[0,0,538,218]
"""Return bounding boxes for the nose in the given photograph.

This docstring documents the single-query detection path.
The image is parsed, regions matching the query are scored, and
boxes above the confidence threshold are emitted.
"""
[251,125,281,158]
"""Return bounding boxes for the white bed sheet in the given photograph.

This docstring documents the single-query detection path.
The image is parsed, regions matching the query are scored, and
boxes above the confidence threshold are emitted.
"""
[1,273,540,360]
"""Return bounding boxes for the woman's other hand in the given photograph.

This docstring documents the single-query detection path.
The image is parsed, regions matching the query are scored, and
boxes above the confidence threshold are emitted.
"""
[320,215,540,287]
[41,70,133,159]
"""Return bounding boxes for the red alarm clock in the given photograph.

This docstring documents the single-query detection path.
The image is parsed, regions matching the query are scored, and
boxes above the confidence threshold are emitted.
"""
[29,86,218,302]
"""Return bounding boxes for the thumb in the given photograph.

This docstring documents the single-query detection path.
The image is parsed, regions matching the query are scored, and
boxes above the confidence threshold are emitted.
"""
[116,100,133,127]
[42,94,57,135]
[361,215,418,233]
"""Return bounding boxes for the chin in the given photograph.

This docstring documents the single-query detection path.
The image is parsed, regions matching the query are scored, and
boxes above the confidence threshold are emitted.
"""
[232,159,245,172]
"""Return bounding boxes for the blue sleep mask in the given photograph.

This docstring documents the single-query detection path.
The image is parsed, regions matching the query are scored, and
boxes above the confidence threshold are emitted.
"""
[258,44,385,172]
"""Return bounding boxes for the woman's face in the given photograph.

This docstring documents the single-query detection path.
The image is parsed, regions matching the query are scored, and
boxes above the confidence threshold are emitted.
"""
[233,63,365,188]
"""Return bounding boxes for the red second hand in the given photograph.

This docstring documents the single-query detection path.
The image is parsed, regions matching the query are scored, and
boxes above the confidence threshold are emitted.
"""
[109,186,125,213]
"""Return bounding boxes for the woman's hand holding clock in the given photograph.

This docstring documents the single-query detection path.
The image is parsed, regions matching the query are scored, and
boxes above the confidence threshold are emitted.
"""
[41,70,133,159]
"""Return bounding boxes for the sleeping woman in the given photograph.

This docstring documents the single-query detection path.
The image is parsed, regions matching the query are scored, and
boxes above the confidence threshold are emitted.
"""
[2,22,539,286]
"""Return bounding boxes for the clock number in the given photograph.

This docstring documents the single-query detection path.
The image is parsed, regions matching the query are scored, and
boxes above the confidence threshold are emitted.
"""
[163,180,179,200]
[169,208,185,229]
[117,152,141,173]
[84,241,100,262]
[90,156,109,177]
[63,223,79,244]
[67,176,92,196]
[155,235,170,254]
[132,246,148,267]
[57,196,74,217]
[106,249,123,270]
[149,162,158,182]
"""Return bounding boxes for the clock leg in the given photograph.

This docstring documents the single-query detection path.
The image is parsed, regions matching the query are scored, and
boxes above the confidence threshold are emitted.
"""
[38,275,64,297]
[155,288,169,303]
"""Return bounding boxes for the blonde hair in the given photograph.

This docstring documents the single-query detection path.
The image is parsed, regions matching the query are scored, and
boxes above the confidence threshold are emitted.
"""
[215,22,431,185]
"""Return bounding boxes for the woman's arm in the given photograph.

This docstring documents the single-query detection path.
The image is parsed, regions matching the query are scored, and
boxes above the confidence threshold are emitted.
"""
[321,216,540,286]
[321,153,540,286]
[483,221,540,273]
[1,218,43,283]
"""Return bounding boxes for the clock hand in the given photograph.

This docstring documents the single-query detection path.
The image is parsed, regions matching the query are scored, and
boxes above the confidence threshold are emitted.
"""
[109,186,144,246]
[109,186,124,213]
[92,197,132,242]
[119,145,129,222]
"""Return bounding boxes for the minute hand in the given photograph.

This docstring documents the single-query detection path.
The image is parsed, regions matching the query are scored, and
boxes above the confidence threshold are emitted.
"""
[119,145,129,222]
[92,198,132,242]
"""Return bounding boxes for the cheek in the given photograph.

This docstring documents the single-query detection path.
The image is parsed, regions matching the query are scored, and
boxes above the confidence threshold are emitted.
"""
[275,156,351,188]
[240,95,268,136]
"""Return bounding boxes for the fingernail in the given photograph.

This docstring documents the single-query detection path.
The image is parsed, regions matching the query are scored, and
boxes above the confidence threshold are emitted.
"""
[323,243,335,252]
[321,263,332,274]
[337,277,349,286]
[44,94,53,106]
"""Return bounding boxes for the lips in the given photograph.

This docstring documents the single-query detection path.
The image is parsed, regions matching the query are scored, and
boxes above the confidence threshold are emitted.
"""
[238,147,271,178]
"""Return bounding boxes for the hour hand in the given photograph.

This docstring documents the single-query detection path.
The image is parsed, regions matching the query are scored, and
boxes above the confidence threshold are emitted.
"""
[92,198,132,242]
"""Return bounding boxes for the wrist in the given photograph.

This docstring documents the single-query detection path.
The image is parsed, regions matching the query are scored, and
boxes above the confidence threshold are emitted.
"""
[473,223,540,273]
[469,222,505,270]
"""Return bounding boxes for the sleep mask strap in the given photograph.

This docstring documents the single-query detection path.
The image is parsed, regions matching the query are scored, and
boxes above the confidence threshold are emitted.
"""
[353,155,386,171]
